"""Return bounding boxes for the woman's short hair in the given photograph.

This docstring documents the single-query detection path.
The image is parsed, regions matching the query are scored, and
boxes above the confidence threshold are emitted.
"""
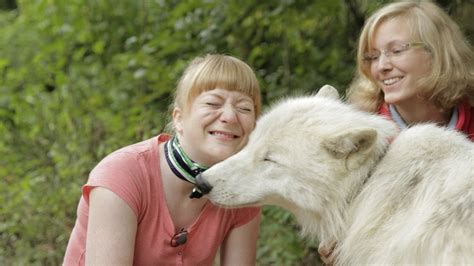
[349,0,473,111]
[174,54,261,117]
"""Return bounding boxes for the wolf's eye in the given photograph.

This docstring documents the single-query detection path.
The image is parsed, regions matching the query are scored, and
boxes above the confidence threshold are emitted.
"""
[264,158,276,163]
[264,156,288,168]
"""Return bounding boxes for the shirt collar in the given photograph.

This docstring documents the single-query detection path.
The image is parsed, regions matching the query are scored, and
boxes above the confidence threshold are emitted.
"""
[388,104,458,130]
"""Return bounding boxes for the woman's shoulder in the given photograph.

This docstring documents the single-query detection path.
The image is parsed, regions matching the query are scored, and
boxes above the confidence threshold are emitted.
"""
[96,135,168,168]
[87,135,168,182]
[112,135,162,157]
[83,135,169,215]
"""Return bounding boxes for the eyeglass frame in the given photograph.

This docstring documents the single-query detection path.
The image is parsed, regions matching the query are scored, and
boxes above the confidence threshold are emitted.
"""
[362,42,426,64]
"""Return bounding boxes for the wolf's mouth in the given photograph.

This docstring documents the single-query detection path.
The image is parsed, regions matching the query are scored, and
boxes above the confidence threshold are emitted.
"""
[211,200,261,209]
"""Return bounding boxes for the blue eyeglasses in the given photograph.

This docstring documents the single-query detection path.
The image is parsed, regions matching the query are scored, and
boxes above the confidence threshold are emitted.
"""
[362,42,426,63]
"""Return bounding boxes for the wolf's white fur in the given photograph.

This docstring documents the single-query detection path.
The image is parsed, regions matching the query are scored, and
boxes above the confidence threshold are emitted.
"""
[199,85,474,265]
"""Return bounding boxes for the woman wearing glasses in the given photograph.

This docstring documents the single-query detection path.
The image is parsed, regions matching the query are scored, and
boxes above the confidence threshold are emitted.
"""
[347,0,473,140]
[64,54,262,265]
[319,1,473,263]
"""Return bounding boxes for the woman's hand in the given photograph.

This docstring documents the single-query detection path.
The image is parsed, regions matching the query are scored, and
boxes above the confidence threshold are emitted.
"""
[318,240,336,265]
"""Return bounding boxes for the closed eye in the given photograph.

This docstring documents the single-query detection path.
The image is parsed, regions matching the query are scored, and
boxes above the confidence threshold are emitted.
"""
[264,157,276,163]
[237,107,253,113]
[206,102,221,107]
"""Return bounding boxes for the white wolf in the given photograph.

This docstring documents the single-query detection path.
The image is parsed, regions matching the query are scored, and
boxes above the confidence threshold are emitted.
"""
[196,85,474,265]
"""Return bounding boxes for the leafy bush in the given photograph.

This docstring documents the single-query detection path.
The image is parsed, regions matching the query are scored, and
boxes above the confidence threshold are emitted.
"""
[1,0,470,264]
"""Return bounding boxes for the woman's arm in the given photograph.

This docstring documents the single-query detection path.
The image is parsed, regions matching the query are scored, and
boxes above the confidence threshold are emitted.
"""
[85,187,137,265]
[219,213,261,266]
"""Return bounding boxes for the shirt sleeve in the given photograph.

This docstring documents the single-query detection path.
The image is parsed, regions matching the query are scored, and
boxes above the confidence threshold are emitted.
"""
[82,150,145,218]
[231,207,261,229]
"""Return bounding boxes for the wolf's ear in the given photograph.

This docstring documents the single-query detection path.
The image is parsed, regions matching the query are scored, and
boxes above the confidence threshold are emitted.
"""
[316,84,339,100]
[322,128,377,162]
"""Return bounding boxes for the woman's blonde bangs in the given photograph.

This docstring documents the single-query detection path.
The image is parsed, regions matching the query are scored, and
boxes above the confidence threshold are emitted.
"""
[185,55,261,116]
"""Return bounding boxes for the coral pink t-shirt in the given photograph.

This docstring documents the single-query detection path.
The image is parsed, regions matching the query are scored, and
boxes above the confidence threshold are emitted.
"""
[63,134,260,266]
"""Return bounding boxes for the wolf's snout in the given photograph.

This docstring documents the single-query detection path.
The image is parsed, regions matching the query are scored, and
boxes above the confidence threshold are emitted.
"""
[195,174,213,195]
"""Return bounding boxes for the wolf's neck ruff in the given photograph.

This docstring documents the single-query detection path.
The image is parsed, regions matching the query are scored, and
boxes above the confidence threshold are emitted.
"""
[164,135,208,198]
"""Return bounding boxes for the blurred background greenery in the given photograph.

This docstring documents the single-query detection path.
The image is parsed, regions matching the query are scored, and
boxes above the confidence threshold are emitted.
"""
[0,0,472,264]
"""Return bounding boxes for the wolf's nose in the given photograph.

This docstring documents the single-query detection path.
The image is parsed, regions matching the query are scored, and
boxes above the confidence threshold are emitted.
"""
[195,174,213,195]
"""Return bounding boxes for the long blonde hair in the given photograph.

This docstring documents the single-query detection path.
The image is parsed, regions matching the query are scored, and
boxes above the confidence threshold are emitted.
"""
[347,0,474,112]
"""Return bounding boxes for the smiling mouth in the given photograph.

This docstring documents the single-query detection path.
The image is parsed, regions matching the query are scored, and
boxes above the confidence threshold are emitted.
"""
[209,131,239,139]
[383,76,403,85]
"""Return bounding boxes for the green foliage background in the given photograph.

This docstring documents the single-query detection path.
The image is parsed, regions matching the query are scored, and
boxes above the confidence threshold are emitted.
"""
[0,0,471,264]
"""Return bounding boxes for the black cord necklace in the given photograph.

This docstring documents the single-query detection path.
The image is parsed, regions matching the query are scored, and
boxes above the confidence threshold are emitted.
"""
[164,135,208,199]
